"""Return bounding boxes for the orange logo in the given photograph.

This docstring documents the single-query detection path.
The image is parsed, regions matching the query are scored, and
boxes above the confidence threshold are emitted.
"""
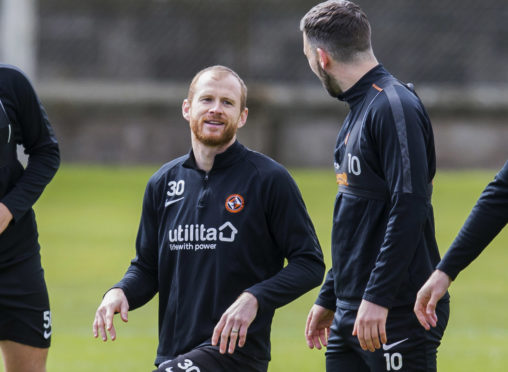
[225,194,244,213]
[336,172,348,186]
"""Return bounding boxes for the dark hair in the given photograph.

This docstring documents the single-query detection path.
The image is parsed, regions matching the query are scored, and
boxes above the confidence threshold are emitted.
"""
[300,0,372,62]
[188,65,247,111]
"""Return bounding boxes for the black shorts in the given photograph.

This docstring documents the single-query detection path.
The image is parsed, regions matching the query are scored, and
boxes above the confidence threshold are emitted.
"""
[326,301,449,372]
[0,253,51,348]
[154,345,269,372]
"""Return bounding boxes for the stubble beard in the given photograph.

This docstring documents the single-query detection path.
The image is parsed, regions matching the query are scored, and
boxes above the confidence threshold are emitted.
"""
[318,64,342,97]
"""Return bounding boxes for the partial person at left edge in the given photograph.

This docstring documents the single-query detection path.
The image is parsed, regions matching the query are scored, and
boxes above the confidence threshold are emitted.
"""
[0,64,60,372]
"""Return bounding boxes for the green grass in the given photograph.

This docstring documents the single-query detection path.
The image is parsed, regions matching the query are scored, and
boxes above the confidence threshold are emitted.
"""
[4,165,506,371]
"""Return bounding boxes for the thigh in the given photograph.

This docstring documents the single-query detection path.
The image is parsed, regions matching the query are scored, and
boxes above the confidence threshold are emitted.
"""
[326,350,370,372]
[0,340,48,372]
[155,353,210,372]
[423,299,450,371]
[0,254,51,348]
[154,346,268,372]
[326,307,370,372]
[362,305,448,372]
[328,305,448,372]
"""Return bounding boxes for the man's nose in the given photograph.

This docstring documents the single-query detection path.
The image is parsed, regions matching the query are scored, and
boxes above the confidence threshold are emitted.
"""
[209,99,223,114]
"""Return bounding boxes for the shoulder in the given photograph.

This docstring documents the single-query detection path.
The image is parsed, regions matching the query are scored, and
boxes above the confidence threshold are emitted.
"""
[147,154,188,188]
[243,147,292,181]
[496,161,508,183]
[0,64,32,88]
[241,148,301,199]
[370,82,422,115]
[0,64,27,77]
[367,82,429,133]
[0,64,38,106]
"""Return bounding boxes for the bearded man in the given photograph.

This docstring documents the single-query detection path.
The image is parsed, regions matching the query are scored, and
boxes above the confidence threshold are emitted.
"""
[92,65,325,372]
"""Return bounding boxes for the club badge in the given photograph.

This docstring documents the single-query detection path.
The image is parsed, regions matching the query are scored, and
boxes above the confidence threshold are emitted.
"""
[225,194,244,213]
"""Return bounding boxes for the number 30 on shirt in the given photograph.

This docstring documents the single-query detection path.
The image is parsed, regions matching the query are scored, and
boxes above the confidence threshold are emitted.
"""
[167,180,185,197]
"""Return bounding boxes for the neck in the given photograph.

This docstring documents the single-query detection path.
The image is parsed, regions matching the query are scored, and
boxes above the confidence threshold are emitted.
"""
[332,55,379,93]
[191,135,236,172]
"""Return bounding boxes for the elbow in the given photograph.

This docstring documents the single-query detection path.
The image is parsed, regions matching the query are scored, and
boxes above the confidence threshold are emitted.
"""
[35,144,61,174]
[50,145,61,172]
[308,260,326,289]
[316,265,326,287]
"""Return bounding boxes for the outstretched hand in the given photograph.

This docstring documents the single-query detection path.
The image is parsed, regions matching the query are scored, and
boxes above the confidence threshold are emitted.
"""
[414,270,451,330]
[212,292,258,355]
[93,288,129,341]
[305,304,334,350]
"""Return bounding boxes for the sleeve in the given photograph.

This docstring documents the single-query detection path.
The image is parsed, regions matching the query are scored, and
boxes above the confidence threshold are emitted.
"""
[363,87,433,308]
[437,162,508,280]
[245,168,325,311]
[114,178,159,310]
[315,269,337,310]
[0,68,60,221]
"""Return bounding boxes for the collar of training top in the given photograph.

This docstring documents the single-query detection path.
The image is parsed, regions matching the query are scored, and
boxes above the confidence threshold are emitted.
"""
[337,63,387,106]
[183,140,247,171]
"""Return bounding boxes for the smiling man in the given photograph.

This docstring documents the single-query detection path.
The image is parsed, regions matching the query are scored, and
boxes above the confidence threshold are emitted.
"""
[93,65,325,372]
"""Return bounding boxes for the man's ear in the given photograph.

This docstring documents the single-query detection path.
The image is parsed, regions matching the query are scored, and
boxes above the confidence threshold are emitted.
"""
[317,47,330,70]
[237,107,248,129]
[182,99,190,121]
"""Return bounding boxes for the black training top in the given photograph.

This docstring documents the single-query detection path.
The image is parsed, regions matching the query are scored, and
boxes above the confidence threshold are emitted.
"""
[437,161,508,280]
[316,65,445,311]
[115,141,325,365]
[0,64,60,265]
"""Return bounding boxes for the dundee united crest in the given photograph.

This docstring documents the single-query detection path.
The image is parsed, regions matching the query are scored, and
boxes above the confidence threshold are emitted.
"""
[225,194,244,213]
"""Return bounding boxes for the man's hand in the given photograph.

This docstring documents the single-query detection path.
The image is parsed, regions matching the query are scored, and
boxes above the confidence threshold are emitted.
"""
[212,292,258,354]
[93,288,129,341]
[414,270,452,330]
[352,299,388,352]
[305,304,334,350]
[0,202,13,235]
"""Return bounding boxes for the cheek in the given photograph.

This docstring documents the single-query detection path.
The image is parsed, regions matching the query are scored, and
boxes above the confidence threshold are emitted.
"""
[189,107,205,120]
[306,58,318,76]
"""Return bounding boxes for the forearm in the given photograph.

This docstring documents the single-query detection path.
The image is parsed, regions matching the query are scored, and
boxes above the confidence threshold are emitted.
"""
[438,167,508,279]
[364,193,428,307]
[315,269,337,310]
[246,255,324,312]
[438,206,507,280]
[114,262,158,310]
[1,143,60,221]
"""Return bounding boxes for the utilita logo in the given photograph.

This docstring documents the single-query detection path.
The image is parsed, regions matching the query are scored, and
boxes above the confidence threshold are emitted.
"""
[168,222,238,251]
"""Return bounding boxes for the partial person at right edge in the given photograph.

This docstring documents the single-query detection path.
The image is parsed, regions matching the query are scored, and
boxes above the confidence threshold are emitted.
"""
[415,161,508,330]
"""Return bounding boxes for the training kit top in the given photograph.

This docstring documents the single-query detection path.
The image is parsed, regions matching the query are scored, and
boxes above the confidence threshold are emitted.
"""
[0,64,60,264]
[114,141,325,365]
[437,161,508,280]
[316,64,445,311]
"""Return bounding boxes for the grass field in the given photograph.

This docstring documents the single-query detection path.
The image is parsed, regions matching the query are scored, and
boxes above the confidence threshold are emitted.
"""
[5,165,507,371]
